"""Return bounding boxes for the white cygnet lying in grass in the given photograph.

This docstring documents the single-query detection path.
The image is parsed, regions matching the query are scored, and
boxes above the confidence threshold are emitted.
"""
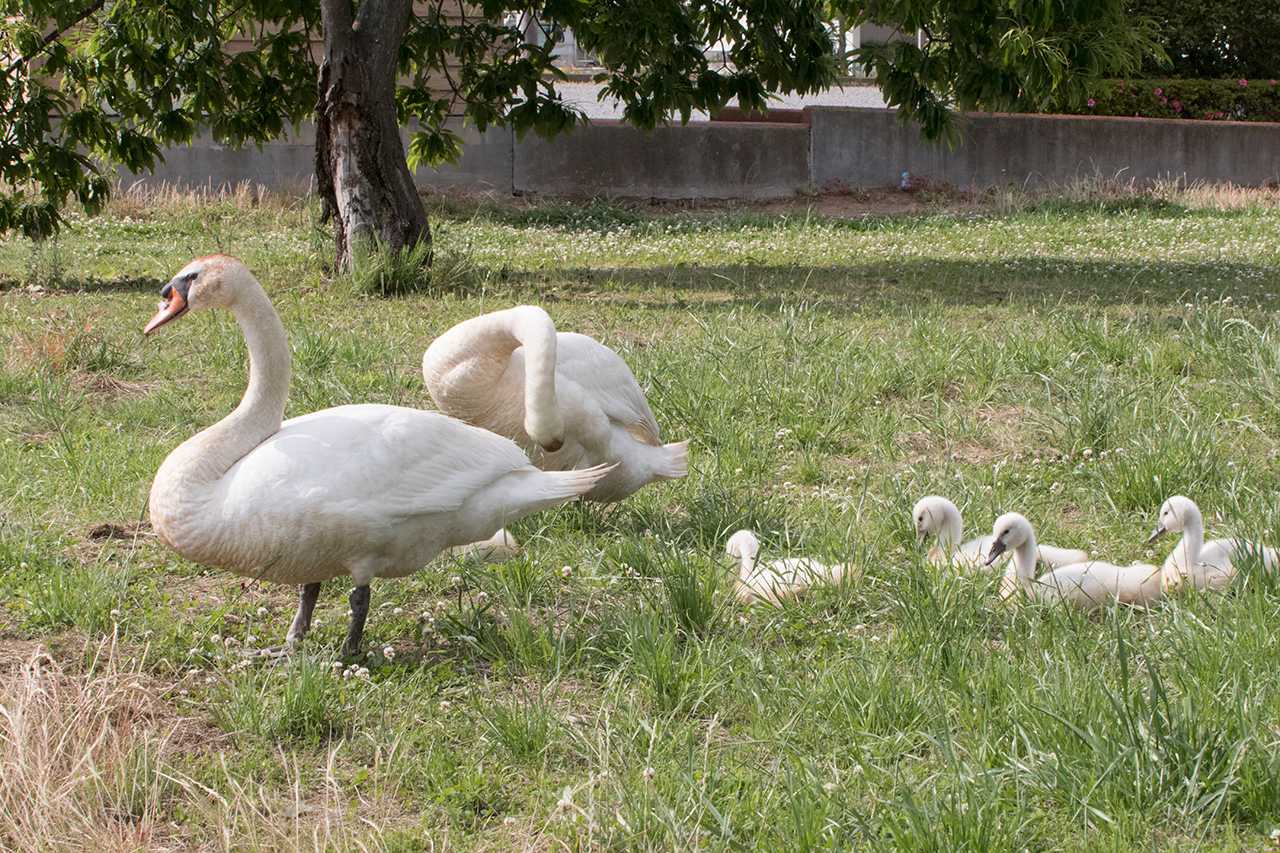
[724,530,855,606]
[913,496,1087,571]
[987,512,1162,611]
[1148,495,1279,592]
[443,528,520,564]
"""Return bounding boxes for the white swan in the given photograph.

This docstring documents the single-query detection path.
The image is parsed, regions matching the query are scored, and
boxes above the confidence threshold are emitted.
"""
[987,513,1161,610]
[912,496,1087,571]
[1148,495,1278,591]
[725,530,855,606]
[145,256,612,656]
[422,306,688,503]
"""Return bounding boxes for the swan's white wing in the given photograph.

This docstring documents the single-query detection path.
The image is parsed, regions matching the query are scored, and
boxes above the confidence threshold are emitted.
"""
[1036,544,1090,568]
[556,333,663,445]
[950,536,1000,571]
[1034,562,1117,610]
[218,404,532,520]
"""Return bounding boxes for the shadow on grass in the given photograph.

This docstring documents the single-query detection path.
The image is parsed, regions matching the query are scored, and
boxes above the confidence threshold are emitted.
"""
[0,274,165,294]
[509,258,1274,312]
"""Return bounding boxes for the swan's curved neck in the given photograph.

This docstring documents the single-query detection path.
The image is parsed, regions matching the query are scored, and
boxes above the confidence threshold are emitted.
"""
[165,282,291,486]
[424,306,557,437]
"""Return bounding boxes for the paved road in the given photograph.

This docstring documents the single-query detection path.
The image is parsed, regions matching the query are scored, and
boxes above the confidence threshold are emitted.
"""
[556,81,888,121]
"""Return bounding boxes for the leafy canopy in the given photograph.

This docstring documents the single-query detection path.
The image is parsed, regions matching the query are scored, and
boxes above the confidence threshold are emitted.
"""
[1,0,1160,240]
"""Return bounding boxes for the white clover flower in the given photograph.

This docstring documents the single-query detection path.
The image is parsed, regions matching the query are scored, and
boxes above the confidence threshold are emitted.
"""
[561,565,573,578]
[382,645,396,660]
[642,766,655,781]
[256,606,269,617]
[393,607,404,616]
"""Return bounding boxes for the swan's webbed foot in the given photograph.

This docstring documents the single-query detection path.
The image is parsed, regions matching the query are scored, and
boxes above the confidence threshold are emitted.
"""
[341,585,371,659]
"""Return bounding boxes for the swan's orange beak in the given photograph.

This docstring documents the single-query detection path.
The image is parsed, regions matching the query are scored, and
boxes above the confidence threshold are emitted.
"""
[143,280,189,335]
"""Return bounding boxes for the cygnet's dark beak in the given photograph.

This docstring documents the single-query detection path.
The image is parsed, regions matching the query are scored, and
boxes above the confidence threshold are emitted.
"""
[1146,525,1167,544]
[984,538,1007,566]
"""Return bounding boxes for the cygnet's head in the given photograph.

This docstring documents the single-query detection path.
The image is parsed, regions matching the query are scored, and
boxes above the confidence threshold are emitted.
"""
[912,495,960,542]
[985,512,1035,565]
[483,528,521,560]
[143,255,253,335]
[1148,495,1201,542]
[725,529,760,563]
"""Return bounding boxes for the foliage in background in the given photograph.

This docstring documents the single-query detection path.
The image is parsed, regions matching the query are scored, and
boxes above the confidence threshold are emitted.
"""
[1129,0,1280,79]
[2,0,1163,248]
[841,0,1165,139]
[1063,78,1280,122]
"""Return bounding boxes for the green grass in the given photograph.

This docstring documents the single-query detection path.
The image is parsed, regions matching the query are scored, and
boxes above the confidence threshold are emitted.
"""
[4,185,1280,849]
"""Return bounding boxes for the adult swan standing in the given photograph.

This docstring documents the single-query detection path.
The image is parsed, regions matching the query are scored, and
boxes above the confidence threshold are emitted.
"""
[422,306,688,503]
[144,256,611,656]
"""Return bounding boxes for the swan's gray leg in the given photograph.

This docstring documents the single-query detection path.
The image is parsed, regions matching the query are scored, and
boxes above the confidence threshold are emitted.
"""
[342,585,371,658]
[286,582,322,644]
[248,583,322,660]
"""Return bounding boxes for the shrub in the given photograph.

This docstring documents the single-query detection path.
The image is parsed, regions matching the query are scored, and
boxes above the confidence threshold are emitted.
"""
[1064,78,1280,122]
[1129,0,1280,79]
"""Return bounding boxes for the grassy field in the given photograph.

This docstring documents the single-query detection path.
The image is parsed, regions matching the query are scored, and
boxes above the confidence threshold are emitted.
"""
[4,182,1280,850]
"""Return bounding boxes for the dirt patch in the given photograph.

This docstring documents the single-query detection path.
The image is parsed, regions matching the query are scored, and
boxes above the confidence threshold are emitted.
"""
[70,372,155,400]
[86,520,152,542]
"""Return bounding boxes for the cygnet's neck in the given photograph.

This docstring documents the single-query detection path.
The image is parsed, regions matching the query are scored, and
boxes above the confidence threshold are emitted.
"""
[1010,527,1040,586]
[936,507,965,553]
[1173,509,1205,568]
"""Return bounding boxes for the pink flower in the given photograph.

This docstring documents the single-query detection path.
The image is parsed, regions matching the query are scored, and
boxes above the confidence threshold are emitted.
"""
[1153,87,1164,96]
[1270,79,1278,87]
[1086,97,1097,108]
[1158,95,1168,105]
[1238,79,1249,87]
[1171,99,1182,112]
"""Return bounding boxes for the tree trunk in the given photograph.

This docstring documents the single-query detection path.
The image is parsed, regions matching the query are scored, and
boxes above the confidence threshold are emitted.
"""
[315,0,429,272]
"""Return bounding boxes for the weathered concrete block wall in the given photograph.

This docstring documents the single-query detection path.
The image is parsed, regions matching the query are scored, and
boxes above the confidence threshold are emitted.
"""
[127,109,1280,198]
[128,122,512,193]
[808,108,1280,189]
[513,121,810,199]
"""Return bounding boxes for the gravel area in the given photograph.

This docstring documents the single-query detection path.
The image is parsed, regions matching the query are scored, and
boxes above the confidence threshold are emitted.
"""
[556,80,888,121]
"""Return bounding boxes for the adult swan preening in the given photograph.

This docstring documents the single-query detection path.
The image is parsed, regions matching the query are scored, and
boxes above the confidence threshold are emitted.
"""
[144,256,611,656]
[422,306,688,503]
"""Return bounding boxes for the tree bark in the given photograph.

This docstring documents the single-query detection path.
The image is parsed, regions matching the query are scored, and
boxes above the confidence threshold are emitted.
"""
[315,0,430,272]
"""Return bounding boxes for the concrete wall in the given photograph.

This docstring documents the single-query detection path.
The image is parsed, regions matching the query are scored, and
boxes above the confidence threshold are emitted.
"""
[127,109,1280,198]
[808,108,1280,190]
[514,121,811,199]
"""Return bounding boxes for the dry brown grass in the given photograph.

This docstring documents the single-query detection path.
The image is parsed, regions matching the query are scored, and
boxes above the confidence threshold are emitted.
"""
[106,180,311,219]
[0,642,404,852]
[0,642,184,851]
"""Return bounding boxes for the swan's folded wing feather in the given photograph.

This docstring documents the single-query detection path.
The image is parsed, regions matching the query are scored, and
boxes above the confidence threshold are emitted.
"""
[220,404,532,519]
[556,333,663,445]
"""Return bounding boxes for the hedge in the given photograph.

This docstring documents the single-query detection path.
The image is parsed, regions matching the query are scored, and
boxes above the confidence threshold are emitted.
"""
[1057,79,1280,122]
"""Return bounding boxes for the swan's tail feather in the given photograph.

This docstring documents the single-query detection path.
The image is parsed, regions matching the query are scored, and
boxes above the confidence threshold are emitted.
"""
[532,462,617,503]
[653,441,689,481]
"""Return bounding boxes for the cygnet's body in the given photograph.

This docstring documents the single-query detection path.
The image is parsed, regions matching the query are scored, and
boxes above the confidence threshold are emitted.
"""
[1149,495,1279,591]
[725,530,854,606]
[988,513,1162,611]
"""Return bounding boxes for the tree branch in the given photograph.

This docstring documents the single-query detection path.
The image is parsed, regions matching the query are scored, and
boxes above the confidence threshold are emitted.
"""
[1,0,106,82]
